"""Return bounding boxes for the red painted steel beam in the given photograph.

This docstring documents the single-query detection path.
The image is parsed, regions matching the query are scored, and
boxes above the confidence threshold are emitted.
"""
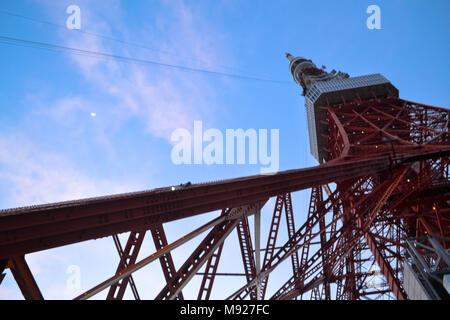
[236,216,257,300]
[151,224,184,300]
[279,276,326,301]
[280,269,383,300]
[363,232,407,300]
[2,148,448,260]
[317,192,331,300]
[197,208,229,300]
[284,193,300,279]
[107,231,145,300]
[8,256,43,300]
[197,243,224,300]
[299,188,321,273]
[259,195,284,299]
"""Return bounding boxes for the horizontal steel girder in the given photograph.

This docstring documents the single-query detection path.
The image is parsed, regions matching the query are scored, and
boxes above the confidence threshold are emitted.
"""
[0,147,449,260]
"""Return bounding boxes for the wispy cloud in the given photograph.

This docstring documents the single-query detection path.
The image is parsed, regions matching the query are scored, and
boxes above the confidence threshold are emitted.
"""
[0,134,142,207]
[46,0,228,141]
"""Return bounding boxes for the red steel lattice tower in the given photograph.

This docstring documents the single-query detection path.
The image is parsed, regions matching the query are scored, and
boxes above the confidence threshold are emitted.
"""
[0,54,449,300]
[276,53,450,300]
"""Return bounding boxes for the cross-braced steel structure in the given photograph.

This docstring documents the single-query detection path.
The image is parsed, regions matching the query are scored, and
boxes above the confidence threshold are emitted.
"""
[0,54,449,300]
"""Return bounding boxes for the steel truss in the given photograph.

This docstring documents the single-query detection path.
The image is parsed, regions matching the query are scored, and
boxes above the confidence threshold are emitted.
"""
[0,97,449,300]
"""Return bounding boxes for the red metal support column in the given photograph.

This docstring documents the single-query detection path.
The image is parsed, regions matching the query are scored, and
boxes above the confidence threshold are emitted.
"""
[107,231,145,300]
[111,234,140,299]
[9,256,43,300]
[341,180,358,300]
[297,187,321,299]
[197,243,224,300]
[317,188,331,300]
[197,208,230,300]
[236,215,258,300]
[300,188,321,272]
[259,195,284,299]
[284,193,300,278]
[151,224,184,300]
[363,232,407,300]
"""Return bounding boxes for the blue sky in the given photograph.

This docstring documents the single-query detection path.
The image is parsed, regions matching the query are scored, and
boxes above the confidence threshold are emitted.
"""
[0,0,449,300]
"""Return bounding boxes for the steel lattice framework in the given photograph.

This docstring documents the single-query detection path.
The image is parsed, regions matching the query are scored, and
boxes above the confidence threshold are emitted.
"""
[0,55,449,300]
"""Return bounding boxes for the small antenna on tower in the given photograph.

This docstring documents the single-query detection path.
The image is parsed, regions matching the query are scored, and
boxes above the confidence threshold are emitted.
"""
[285,53,294,62]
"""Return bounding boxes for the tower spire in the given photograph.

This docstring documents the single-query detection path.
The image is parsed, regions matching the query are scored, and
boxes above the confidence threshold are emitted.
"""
[286,53,348,96]
[286,52,396,163]
[285,52,294,62]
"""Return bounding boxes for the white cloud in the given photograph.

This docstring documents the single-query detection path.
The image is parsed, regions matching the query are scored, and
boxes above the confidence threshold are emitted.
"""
[0,134,142,208]
[49,0,227,141]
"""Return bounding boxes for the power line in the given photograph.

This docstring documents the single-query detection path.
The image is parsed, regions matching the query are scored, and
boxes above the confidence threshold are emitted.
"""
[0,9,181,58]
[0,8,271,78]
[0,35,291,84]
